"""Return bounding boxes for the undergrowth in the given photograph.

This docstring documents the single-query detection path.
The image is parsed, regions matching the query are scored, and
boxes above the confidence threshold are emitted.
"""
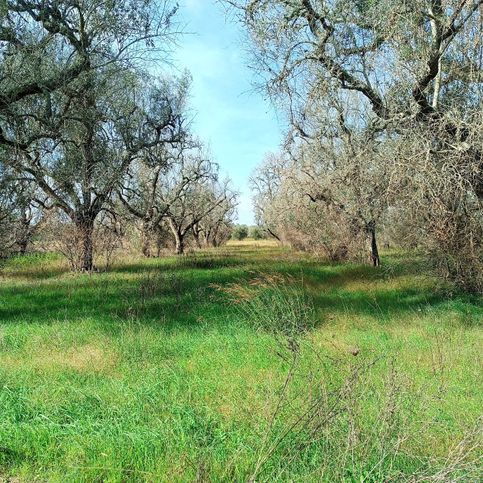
[0,243,481,481]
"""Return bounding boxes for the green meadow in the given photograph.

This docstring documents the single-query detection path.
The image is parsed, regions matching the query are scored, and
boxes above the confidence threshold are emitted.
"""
[0,242,481,482]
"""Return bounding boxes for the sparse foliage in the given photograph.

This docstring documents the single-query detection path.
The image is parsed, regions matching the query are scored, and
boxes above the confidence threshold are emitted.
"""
[230,0,483,291]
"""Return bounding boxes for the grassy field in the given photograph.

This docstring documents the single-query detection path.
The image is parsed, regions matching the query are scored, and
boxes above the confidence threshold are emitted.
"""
[0,241,481,482]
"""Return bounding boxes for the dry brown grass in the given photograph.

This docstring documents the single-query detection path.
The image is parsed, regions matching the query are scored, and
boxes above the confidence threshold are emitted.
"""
[1,343,117,374]
[226,239,280,248]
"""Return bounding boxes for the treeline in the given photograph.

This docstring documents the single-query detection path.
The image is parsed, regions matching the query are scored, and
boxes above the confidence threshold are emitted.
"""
[226,0,483,293]
[231,225,268,241]
[0,1,237,270]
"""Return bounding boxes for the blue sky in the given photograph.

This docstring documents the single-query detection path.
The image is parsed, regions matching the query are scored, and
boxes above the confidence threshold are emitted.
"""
[172,0,283,224]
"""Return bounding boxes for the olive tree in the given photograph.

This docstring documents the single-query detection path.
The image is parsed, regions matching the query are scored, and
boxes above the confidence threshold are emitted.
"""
[120,143,232,255]
[251,152,287,242]
[161,155,231,255]
[193,188,238,248]
[1,0,183,270]
[0,160,45,256]
[228,0,482,289]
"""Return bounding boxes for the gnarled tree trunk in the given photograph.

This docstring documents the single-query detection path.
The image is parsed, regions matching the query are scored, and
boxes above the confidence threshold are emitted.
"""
[167,218,186,255]
[174,231,184,255]
[193,230,202,249]
[368,222,380,267]
[76,217,95,272]
[141,221,153,258]
[17,210,31,255]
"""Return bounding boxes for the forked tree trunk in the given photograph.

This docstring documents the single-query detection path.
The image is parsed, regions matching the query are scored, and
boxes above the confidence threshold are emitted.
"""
[204,229,212,247]
[267,228,281,242]
[171,225,185,255]
[156,232,163,258]
[167,218,185,255]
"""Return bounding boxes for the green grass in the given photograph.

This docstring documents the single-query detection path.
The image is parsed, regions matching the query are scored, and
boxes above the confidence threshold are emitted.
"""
[0,242,481,481]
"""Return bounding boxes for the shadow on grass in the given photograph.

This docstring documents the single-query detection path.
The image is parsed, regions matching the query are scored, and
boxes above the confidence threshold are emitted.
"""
[0,252,69,280]
[0,266,69,281]
[0,248,479,330]
[0,260,254,330]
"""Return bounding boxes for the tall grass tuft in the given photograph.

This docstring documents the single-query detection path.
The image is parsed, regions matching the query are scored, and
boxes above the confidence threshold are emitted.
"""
[216,273,316,340]
[247,350,483,482]
[215,273,482,481]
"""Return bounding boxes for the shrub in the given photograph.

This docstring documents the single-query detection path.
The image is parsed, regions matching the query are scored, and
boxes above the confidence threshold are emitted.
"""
[232,225,249,241]
[217,273,315,340]
[249,226,266,240]
[249,349,482,481]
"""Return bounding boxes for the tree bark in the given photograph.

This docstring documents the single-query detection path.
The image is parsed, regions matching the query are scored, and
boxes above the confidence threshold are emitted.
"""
[141,221,152,258]
[77,217,95,271]
[17,237,29,255]
[368,223,380,267]
[142,238,151,258]
[204,232,210,247]
[175,232,184,255]
[167,218,185,255]
[17,211,31,254]
[193,231,202,249]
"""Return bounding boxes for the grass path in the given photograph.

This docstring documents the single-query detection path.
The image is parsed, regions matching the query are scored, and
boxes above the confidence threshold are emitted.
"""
[0,242,481,481]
